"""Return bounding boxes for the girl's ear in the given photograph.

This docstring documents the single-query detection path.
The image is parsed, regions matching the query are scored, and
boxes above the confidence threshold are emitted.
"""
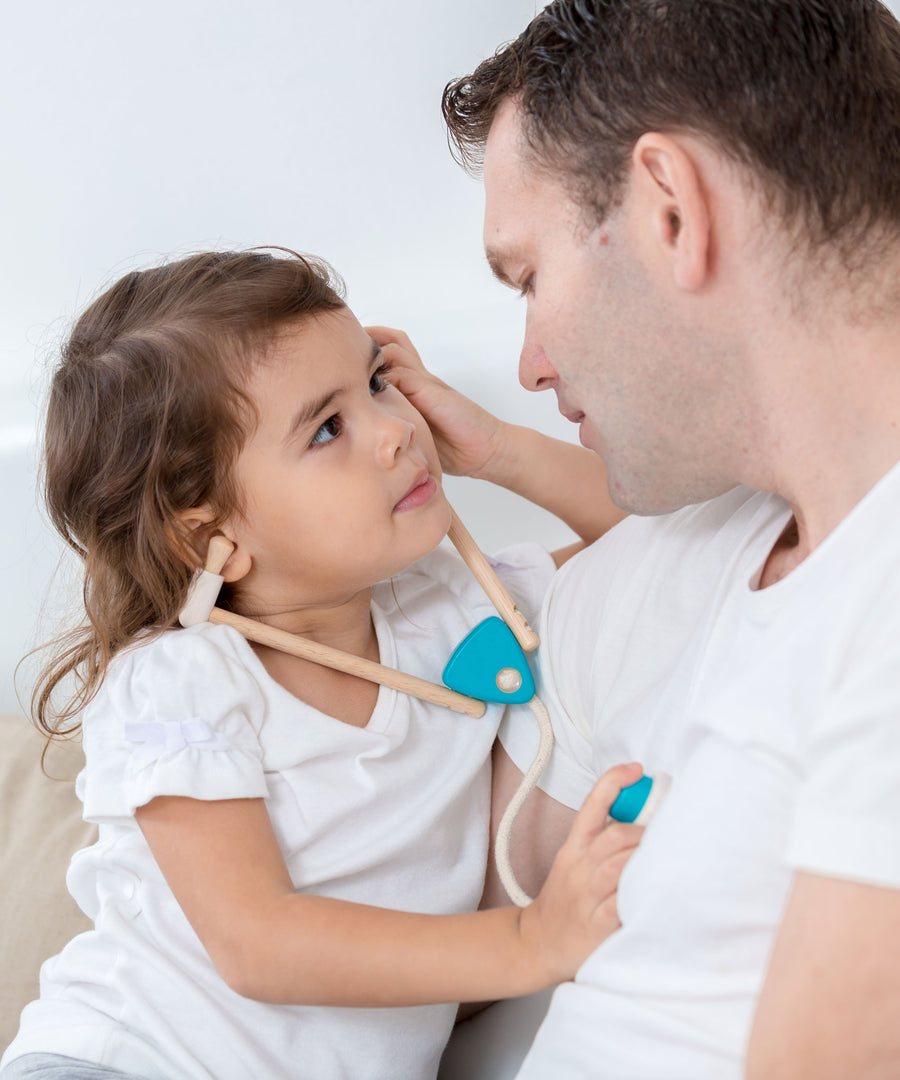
[171,506,252,583]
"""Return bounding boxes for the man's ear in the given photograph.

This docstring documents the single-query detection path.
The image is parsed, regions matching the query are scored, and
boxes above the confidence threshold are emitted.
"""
[170,505,251,583]
[630,132,711,292]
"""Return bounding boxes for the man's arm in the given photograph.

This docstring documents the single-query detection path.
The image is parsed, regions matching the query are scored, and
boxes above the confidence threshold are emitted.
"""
[746,870,900,1078]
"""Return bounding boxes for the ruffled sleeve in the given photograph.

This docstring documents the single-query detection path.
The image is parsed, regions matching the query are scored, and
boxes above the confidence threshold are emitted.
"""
[78,623,269,824]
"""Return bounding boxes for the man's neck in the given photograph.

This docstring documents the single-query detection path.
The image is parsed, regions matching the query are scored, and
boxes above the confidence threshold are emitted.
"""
[751,311,900,584]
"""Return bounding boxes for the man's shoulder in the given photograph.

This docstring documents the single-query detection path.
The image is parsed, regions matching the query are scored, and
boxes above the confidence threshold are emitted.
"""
[564,486,783,583]
[645,484,780,542]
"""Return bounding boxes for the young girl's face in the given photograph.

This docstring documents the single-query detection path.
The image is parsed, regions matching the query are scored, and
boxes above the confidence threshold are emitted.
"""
[223,307,452,614]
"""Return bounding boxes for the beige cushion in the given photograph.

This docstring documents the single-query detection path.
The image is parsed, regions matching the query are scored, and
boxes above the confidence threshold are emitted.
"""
[0,713,98,1053]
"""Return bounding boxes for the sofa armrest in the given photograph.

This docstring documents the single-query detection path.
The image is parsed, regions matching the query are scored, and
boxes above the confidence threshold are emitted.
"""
[0,713,98,1053]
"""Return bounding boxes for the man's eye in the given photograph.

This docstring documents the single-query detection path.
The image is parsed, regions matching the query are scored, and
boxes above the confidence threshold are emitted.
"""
[369,363,391,395]
[310,415,342,446]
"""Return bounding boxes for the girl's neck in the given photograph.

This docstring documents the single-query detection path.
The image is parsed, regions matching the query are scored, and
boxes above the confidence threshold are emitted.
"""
[235,586,382,728]
[234,585,376,654]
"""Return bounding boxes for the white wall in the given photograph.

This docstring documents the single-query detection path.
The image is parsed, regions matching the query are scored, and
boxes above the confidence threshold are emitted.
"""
[0,1,570,714]
[0,0,565,440]
[2,1,899,714]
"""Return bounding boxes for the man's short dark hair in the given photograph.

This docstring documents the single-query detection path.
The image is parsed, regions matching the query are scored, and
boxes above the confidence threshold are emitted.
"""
[443,0,900,254]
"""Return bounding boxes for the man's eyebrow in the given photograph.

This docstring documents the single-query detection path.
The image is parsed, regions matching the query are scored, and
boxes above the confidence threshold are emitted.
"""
[284,339,385,444]
[485,247,515,289]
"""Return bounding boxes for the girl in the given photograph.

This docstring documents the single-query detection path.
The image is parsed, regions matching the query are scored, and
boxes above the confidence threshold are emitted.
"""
[1,249,638,1080]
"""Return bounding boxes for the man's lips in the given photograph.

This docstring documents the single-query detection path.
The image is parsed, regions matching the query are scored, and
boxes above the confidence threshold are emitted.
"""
[559,404,586,425]
[393,471,437,512]
[557,400,595,449]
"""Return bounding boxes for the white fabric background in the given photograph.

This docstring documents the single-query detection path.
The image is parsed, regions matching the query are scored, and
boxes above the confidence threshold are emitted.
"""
[3,0,898,707]
[0,1,579,714]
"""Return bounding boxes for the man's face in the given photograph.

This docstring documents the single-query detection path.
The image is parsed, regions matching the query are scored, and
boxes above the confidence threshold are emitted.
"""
[482,100,740,514]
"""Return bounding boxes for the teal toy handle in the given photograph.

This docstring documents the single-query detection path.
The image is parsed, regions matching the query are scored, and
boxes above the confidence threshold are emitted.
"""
[609,772,671,825]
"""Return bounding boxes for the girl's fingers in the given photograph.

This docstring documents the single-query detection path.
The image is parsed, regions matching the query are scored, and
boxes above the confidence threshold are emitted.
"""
[366,323,408,345]
[588,845,640,901]
[366,325,423,366]
[568,762,645,847]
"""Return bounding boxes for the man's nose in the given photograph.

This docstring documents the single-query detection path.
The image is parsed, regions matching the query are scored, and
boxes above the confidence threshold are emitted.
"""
[518,337,557,392]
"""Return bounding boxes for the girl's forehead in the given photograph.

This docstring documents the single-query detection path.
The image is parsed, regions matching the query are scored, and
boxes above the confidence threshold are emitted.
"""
[269,306,368,367]
[246,307,377,423]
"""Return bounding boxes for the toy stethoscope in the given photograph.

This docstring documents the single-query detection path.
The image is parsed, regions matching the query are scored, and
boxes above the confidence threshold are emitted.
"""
[179,508,666,906]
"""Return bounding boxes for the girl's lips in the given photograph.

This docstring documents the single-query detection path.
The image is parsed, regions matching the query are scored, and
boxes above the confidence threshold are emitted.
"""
[393,474,437,513]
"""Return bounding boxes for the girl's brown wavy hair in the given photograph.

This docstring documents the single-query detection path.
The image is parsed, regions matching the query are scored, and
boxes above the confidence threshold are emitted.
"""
[33,248,345,740]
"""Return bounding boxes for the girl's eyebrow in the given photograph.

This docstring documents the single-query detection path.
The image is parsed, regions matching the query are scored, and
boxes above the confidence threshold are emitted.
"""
[284,388,340,444]
[283,338,384,445]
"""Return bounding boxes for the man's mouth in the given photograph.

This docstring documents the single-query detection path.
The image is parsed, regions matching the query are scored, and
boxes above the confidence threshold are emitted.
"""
[558,401,586,425]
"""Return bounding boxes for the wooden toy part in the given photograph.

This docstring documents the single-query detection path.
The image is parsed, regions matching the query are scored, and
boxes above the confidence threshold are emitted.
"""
[447,510,540,653]
[205,533,235,576]
[209,608,485,717]
[201,535,486,719]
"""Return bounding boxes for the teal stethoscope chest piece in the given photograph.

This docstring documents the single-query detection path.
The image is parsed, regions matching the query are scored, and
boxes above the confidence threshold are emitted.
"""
[442,617,535,704]
[609,774,653,823]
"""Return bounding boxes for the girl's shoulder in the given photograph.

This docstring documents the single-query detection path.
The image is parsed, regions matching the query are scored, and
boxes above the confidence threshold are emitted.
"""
[78,623,269,822]
[89,622,266,728]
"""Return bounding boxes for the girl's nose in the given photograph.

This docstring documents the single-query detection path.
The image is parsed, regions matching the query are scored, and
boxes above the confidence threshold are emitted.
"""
[376,410,416,467]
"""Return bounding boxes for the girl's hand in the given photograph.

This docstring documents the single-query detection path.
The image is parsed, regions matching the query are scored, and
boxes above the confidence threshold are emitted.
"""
[367,325,510,481]
[519,762,645,984]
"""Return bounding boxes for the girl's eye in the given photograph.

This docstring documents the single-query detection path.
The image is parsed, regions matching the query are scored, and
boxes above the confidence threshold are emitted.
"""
[518,276,534,298]
[369,363,391,395]
[310,415,342,447]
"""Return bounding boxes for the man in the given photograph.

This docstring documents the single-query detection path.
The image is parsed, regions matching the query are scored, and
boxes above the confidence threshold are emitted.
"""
[439,1,900,1076]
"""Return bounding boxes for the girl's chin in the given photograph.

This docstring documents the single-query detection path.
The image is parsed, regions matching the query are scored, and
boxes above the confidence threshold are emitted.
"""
[403,497,453,563]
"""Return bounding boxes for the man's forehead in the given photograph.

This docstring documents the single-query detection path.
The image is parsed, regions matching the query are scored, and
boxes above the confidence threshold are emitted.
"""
[483,101,537,257]
[483,101,578,268]
[483,98,529,192]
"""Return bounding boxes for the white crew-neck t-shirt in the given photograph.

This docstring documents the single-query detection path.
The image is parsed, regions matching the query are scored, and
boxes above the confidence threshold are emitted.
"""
[4,543,555,1080]
[500,465,900,1078]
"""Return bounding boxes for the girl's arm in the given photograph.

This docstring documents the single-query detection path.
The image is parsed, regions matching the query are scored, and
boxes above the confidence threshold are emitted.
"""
[135,761,642,1007]
[368,325,627,563]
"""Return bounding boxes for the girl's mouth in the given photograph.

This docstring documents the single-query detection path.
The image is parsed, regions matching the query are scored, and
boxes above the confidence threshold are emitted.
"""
[393,473,437,513]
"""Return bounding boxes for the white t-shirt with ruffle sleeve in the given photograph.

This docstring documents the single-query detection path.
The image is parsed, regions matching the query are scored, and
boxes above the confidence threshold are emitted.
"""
[3,542,555,1080]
